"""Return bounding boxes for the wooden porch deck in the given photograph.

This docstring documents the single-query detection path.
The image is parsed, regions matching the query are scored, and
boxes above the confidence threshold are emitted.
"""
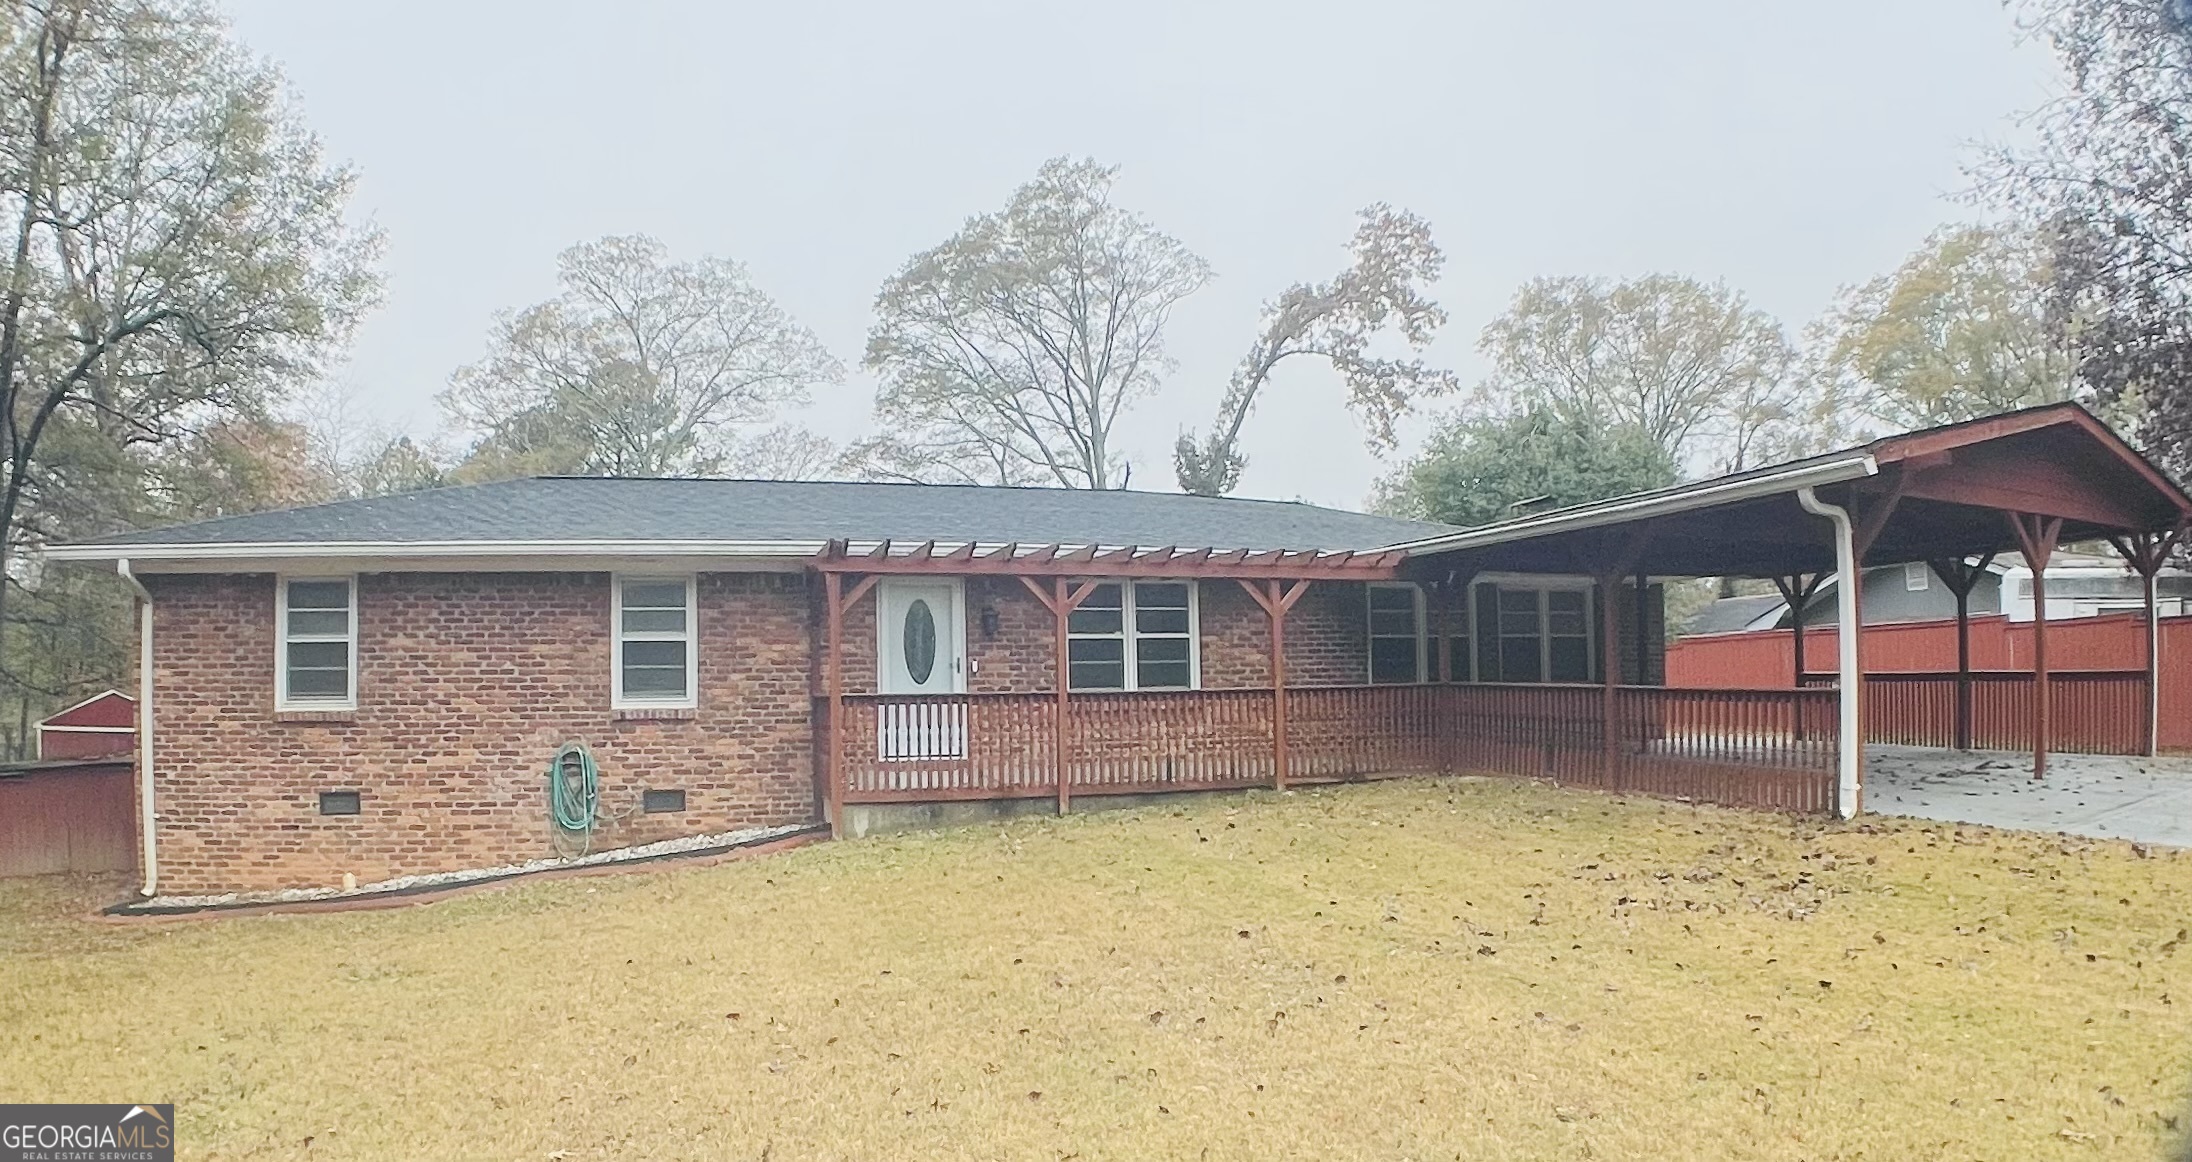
[825,684,1842,816]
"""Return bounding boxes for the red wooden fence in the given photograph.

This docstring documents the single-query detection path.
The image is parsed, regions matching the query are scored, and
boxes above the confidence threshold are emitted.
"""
[836,683,1839,816]
[0,761,135,877]
[1669,612,2188,752]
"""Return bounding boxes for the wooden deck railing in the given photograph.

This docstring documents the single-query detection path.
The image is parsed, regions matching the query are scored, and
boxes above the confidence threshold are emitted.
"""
[1801,670,2145,755]
[834,682,1841,815]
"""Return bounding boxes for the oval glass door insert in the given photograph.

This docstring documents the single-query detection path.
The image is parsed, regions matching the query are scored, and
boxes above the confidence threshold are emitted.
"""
[903,598,938,684]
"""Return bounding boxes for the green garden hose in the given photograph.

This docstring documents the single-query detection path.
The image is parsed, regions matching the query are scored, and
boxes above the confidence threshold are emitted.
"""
[547,742,600,853]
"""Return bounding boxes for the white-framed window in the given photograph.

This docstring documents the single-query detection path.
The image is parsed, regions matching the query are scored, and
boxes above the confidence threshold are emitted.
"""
[1367,582,1427,685]
[1066,580,1200,692]
[1904,561,1930,591]
[277,575,357,710]
[1466,578,1600,685]
[613,575,697,708]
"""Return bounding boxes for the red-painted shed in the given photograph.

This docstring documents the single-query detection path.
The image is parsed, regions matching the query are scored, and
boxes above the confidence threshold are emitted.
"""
[37,690,136,760]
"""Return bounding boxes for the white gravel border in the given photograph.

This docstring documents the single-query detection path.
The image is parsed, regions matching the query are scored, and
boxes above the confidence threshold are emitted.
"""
[123,823,814,911]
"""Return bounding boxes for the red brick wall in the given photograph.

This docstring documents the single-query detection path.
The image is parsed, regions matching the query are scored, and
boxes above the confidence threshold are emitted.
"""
[144,572,819,895]
[144,571,1397,894]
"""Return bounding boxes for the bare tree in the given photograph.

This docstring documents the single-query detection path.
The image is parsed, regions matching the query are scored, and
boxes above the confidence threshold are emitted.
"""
[863,157,1211,489]
[1811,224,2078,433]
[443,235,842,479]
[1174,205,1458,496]
[1474,274,1795,475]
[1979,0,2192,477]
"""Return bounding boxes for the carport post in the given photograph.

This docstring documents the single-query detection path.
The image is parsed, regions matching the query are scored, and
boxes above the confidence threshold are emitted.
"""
[2006,513,2063,781]
[2106,526,2185,758]
[1798,488,1863,819]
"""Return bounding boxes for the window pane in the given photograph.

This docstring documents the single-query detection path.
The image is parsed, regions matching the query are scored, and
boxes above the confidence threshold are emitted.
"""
[1547,589,1587,635]
[1068,637,1124,665]
[1137,659,1192,689]
[1134,582,1188,609]
[1550,638,1591,683]
[286,639,349,700]
[1135,606,1191,635]
[287,668,349,698]
[622,664,688,696]
[1137,636,1190,664]
[622,607,686,633]
[622,581,687,610]
[623,640,686,668]
[287,609,348,636]
[1369,586,1415,612]
[1067,585,1124,636]
[1069,661,1126,691]
[1499,645,1542,684]
[287,580,349,611]
[288,641,348,670]
[1369,638,1417,684]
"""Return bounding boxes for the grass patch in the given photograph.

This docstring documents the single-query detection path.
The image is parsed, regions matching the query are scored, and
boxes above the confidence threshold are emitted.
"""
[4,778,2190,1160]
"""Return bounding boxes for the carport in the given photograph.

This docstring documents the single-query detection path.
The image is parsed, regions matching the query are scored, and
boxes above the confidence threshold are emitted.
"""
[1388,403,2192,818]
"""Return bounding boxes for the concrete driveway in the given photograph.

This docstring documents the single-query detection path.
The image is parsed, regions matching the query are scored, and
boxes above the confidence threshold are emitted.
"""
[1865,744,2192,848]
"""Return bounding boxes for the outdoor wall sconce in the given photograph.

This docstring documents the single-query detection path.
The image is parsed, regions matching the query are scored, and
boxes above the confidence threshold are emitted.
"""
[980,606,1001,639]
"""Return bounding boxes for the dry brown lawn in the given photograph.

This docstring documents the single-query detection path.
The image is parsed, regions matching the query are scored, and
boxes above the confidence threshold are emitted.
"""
[3,778,2190,1161]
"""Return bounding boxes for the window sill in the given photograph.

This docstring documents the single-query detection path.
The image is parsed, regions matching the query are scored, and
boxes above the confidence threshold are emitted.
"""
[276,708,356,723]
[613,706,698,721]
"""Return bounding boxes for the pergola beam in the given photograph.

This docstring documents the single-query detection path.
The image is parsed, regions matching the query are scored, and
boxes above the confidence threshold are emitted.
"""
[813,539,1403,581]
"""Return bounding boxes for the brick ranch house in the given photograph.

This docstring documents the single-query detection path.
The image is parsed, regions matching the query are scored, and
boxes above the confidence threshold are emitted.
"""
[45,403,2192,902]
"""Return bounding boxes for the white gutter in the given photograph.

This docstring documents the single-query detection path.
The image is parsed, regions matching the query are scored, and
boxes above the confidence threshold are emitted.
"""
[1796,488,1862,819]
[1379,454,1879,555]
[115,559,157,897]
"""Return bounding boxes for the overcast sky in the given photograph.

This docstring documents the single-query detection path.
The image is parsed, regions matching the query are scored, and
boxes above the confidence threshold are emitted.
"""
[219,0,2057,510]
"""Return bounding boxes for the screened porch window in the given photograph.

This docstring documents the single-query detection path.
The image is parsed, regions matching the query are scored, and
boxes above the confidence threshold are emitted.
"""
[1465,581,1598,685]
[1367,583,1425,684]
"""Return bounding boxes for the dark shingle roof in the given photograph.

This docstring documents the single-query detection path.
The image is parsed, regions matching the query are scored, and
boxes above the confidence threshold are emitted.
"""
[71,477,1452,554]
[1679,594,1788,637]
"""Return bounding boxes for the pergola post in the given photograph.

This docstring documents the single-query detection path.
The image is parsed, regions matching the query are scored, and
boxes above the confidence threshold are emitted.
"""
[2006,513,2064,781]
[1928,552,1995,752]
[1597,572,1623,790]
[819,568,880,839]
[2107,526,2186,758]
[1019,576,1099,815]
[1588,529,1651,793]
[1240,579,1312,791]
[823,571,842,837]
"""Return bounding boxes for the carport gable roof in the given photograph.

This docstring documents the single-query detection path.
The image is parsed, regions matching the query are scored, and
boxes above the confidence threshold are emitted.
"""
[1386,404,2192,579]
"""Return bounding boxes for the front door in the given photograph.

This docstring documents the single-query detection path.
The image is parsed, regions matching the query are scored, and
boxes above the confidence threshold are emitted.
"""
[878,580,964,695]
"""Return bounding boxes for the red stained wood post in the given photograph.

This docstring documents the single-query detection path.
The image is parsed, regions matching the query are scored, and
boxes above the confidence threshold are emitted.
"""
[2006,512,2063,780]
[822,571,845,838]
[2108,526,2187,758]
[819,568,881,838]
[1598,573,1622,790]
[1239,579,1312,791]
[1020,575,1099,815]
[1925,552,1994,752]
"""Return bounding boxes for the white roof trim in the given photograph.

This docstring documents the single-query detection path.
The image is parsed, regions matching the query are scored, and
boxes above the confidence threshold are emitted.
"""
[1374,454,1881,556]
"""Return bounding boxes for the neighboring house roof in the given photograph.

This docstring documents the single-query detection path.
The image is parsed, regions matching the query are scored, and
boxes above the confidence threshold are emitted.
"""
[1681,594,1787,636]
[47,477,1455,561]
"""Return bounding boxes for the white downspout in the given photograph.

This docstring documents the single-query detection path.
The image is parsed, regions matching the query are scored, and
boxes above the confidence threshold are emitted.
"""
[1796,488,1861,819]
[117,559,156,897]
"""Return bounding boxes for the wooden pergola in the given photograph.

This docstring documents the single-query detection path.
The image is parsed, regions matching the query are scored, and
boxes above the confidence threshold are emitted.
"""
[811,539,1406,835]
